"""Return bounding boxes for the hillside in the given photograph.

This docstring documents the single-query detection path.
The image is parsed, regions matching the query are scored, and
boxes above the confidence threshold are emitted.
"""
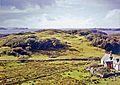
[0,29,120,85]
[0,29,120,60]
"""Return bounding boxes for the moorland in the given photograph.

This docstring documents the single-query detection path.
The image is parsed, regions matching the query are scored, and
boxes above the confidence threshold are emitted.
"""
[0,29,120,85]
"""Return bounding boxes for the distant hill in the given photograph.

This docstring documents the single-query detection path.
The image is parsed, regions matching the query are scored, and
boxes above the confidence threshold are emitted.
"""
[11,28,28,30]
[93,28,120,34]
[0,34,9,38]
[97,28,120,31]
[0,27,8,30]
[0,27,38,34]
[0,27,120,34]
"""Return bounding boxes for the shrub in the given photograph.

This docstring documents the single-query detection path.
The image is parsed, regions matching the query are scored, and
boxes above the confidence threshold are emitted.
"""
[2,36,68,57]
[0,47,11,55]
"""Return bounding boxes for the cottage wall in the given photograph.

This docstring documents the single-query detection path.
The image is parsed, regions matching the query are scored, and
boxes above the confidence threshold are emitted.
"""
[116,65,120,71]
[101,59,104,64]
[104,62,107,67]
[114,65,119,71]
[113,63,116,68]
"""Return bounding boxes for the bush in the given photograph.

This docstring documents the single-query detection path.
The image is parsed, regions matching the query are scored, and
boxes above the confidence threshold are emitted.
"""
[2,36,68,57]
[86,33,120,54]
[0,47,11,55]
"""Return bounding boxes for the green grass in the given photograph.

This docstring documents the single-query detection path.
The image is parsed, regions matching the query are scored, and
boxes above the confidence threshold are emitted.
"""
[0,30,115,60]
[0,55,17,60]
[0,60,120,85]
[31,31,106,59]
[0,30,120,60]
[86,76,120,85]
[0,30,120,84]
[0,61,90,85]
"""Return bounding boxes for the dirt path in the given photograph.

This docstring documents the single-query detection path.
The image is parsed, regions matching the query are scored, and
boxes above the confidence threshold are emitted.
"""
[0,58,100,62]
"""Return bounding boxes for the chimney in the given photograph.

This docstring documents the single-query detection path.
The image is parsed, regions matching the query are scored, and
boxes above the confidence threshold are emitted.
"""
[110,57,113,60]
[110,51,112,57]
[116,59,119,62]
[109,51,113,60]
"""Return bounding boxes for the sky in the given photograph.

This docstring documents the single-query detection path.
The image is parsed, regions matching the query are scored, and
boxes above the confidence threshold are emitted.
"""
[0,0,120,29]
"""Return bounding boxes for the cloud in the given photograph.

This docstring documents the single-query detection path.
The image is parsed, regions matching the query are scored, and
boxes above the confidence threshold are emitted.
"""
[0,15,42,28]
[105,9,120,19]
[0,0,120,28]
[0,0,55,9]
[104,9,120,27]
[0,5,41,14]
[90,0,120,9]
[39,14,94,28]
[93,9,120,28]
[0,13,94,28]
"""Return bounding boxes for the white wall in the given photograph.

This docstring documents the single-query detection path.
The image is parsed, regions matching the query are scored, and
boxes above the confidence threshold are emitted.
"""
[114,65,119,71]
[101,59,104,64]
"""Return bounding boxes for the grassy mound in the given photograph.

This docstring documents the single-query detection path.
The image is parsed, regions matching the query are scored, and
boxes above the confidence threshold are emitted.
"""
[0,29,119,60]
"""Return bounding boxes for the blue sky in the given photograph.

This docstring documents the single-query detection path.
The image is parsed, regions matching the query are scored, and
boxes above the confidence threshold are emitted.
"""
[0,0,120,29]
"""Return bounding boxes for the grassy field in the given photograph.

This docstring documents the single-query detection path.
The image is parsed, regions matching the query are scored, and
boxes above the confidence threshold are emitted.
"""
[0,61,120,85]
[0,30,120,84]
[0,30,116,60]
[0,61,89,85]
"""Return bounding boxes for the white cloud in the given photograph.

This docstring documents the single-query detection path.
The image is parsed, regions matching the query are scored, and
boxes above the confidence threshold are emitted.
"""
[93,9,120,28]
[0,0,55,10]
[0,5,41,14]
[39,14,94,28]
[0,15,42,28]
[105,9,120,19]
[0,13,94,28]
[0,0,120,28]
[104,9,120,27]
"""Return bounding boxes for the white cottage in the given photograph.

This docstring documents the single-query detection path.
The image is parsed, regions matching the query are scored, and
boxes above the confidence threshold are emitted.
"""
[101,53,120,71]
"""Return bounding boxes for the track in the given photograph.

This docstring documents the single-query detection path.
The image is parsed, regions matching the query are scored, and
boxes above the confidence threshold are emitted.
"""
[0,58,100,62]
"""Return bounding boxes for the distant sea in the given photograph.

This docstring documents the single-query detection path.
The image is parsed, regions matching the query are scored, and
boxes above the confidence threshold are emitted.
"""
[0,28,120,35]
[0,29,38,34]
[99,30,120,34]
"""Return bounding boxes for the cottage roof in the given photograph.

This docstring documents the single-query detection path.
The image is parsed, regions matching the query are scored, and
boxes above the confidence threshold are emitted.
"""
[105,60,113,62]
[101,54,111,61]
[113,57,117,60]
[114,61,120,65]
[102,54,120,65]
[113,58,120,65]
